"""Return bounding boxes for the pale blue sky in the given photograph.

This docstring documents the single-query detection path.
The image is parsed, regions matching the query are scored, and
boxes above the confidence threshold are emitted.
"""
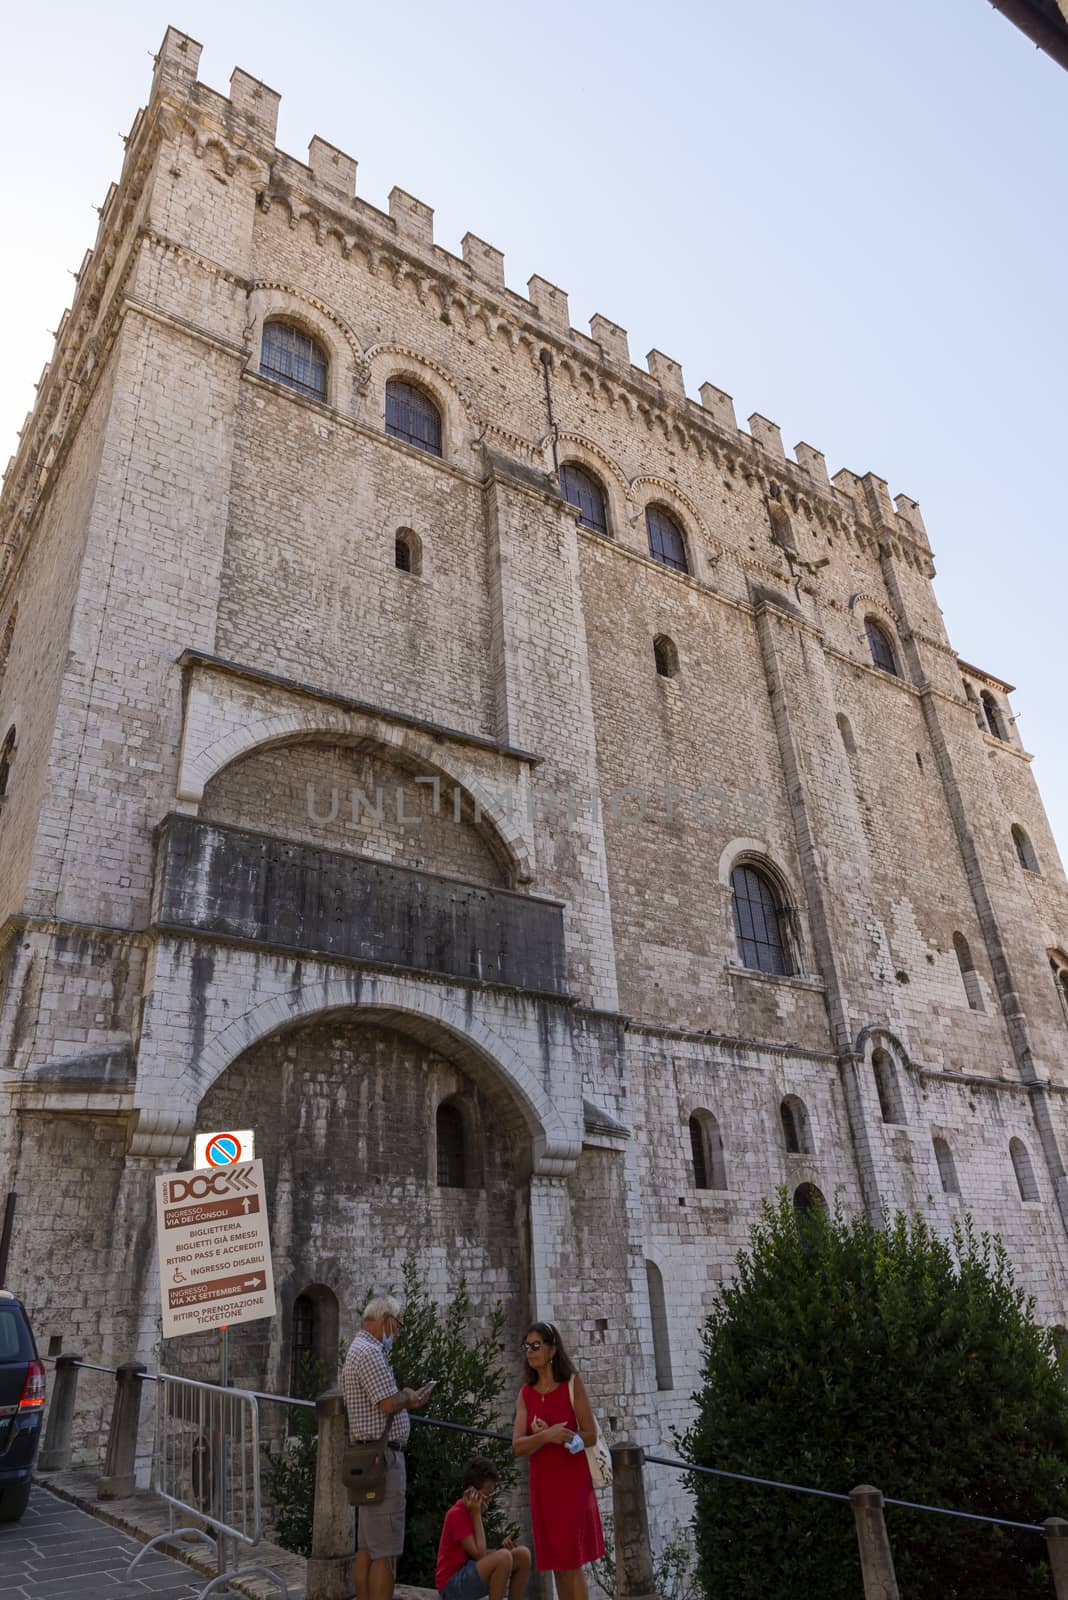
[3,3,1066,855]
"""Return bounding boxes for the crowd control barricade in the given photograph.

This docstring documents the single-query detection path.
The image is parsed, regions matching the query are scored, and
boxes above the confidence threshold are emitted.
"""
[125,1371,288,1598]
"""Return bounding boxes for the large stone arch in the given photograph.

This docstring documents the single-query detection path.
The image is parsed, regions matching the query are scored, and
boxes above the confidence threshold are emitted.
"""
[133,969,579,1176]
[178,705,535,886]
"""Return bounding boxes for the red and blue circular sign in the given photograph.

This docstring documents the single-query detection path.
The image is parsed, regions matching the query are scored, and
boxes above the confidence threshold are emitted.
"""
[205,1133,244,1166]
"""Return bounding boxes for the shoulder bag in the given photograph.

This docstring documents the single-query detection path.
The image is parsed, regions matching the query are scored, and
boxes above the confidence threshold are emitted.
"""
[340,1412,393,1505]
[568,1374,613,1489]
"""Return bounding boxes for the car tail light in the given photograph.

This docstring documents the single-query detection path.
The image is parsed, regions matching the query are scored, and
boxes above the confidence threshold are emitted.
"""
[19,1360,45,1409]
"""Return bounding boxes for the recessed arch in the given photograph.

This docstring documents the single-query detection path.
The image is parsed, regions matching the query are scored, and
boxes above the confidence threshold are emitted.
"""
[1012,824,1040,875]
[688,1109,727,1191]
[933,1137,959,1196]
[836,713,856,755]
[780,1095,813,1155]
[260,319,328,403]
[980,691,1007,742]
[247,283,368,407]
[653,634,680,679]
[645,1260,673,1390]
[1010,1137,1039,1202]
[289,1282,339,1403]
[394,527,423,575]
[0,726,16,801]
[183,716,533,889]
[730,857,796,976]
[385,377,443,457]
[953,932,984,1012]
[793,1182,826,1219]
[0,605,16,699]
[559,461,610,536]
[872,1049,906,1125]
[136,973,577,1175]
[865,616,899,676]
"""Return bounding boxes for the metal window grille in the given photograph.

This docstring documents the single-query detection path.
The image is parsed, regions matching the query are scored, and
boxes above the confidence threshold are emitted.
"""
[436,1103,466,1188]
[645,506,688,573]
[559,463,608,534]
[689,1117,709,1189]
[865,618,898,676]
[260,321,328,402]
[385,380,442,456]
[731,865,789,975]
[395,537,412,572]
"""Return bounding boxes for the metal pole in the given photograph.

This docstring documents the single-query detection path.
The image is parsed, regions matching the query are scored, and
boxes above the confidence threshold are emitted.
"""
[306,1389,356,1600]
[610,1444,657,1600]
[98,1363,147,1499]
[849,1485,900,1600]
[39,1353,83,1472]
[0,1191,16,1286]
[1045,1518,1068,1599]
[217,1326,230,1578]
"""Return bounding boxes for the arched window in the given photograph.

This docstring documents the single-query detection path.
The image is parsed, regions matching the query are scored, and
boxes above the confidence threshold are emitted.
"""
[1050,954,1068,1024]
[288,1284,340,1422]
[645,1261,672,1390]
[872,1050,906,1125]
[689,1111,727,1191]
[980,692,1006,742]
[953,932,983,1012]
[1012,825,1040,874]
[395,529,422,575]
[731,863,792,976]
[780,1095,812,1155]
[933,1137,959,1196]
[836,713,856,755]
[385,379,442,457]
[793,1182,826,1219]
[260,321,328,402]
[436,1100,467,1188]
[0,607,16,699]
[559,463,608,535]
[865,618,899,677]
[653,635,679,679]
[645,506,688,574]
[1010,1137,1039,1202]
[0,727,16,801]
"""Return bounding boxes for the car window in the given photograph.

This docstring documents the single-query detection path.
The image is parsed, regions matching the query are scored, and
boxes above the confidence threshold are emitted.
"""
[0,1307,32,1360]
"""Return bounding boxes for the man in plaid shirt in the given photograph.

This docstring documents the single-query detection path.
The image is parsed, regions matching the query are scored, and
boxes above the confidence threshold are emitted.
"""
[343,1294,432,1600]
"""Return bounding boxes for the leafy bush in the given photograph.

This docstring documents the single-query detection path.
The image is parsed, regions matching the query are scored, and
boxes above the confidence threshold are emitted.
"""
[681,1196,1068,1600]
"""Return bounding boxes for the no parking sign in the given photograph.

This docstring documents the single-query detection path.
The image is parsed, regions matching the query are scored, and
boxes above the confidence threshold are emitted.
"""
[193,1128,256,1168]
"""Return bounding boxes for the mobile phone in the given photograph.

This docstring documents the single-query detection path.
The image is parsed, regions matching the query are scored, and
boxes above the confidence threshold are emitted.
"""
[420,1379,437,1393]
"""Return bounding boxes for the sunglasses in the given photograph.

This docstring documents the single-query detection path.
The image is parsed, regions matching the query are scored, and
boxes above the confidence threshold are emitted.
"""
[521,1340,551,1353]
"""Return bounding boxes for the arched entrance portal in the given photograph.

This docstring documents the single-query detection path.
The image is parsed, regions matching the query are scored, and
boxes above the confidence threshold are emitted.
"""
[178,1010,533,1393]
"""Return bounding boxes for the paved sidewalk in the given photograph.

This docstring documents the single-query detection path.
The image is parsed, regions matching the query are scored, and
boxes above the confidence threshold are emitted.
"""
[0,1484,204,1597]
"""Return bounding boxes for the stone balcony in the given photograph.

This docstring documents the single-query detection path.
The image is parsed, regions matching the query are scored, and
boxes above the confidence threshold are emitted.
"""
[154,815,568,995]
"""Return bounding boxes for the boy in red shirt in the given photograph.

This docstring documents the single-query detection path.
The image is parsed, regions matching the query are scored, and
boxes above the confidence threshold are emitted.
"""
[435,1456,531,1600]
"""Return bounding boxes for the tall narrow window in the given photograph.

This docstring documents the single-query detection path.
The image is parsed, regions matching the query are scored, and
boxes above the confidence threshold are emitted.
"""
[436,1101,466,1188]
[559,463,608,535]
[865,618,899,676]
[836,713,856,755]
[395,529,422,574]
[0,727,16,801]
[653,635,679,678]
[645,1261,673,1390]
[780,1096,812,1155]
[980,692,1006,741]
[933,1137,960,1196]
[1012,825,1040,874]
[731,864,791,976]
[689,1111,727,1191]
[260,321,328,402]
[1051,955,1068,1024]
[953,932,984,1012]
[645,507,688,574]
[872,1050,906,1124]
[1010,1138,1038,1201]
[385,380,442,456]
[288,1285,339,1427]
[290,1293,317,1398]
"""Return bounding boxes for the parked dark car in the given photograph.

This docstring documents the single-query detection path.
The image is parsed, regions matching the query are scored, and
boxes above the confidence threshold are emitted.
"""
[0,1291,45,1522]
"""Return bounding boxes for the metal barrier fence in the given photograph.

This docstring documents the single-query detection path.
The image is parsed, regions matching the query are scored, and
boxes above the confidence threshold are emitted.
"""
[34,1353,1068,1600]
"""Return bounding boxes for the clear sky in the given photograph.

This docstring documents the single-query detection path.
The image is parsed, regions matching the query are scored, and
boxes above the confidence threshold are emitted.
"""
[2,3,1066,856]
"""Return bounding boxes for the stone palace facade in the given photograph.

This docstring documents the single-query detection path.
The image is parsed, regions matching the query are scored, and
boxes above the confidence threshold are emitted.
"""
[2,26,1068,1500]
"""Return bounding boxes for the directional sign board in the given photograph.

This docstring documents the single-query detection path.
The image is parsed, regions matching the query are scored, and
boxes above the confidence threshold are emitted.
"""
[155,1160,276,1339]
[193,1129,255,1168]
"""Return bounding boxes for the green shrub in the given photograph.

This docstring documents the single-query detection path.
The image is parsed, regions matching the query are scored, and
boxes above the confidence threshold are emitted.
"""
[680,1196,1068,1600]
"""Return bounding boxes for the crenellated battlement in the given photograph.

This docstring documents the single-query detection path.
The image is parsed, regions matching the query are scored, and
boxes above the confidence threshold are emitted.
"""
[0,23,932,578]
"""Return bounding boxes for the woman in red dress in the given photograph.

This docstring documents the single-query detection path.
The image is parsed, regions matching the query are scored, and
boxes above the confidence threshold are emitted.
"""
[512,1321,605,1600]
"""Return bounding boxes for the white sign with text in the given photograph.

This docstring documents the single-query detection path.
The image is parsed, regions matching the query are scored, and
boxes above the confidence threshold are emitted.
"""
[155,1160,276,1339]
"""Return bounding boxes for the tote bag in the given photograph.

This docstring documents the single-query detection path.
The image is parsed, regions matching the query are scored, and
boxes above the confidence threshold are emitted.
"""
[567,1375,613,1489]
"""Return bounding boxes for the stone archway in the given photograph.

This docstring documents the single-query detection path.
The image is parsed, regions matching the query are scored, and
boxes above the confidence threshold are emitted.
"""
[177,1007,536,1394]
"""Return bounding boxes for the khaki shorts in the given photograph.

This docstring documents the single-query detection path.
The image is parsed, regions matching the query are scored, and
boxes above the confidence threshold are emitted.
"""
[358,1449,406,1562]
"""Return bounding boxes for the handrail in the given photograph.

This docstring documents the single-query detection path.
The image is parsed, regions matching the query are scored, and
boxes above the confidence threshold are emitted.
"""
[646,1451,1046,1534]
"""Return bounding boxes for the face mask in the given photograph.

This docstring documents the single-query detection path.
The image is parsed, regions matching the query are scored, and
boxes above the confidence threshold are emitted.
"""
[381,1324,397,1351]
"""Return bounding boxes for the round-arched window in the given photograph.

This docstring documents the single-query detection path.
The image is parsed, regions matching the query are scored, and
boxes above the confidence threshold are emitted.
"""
[260,321,328,402]
[865,618,898,676]
[385,380,443,457]
[559,463,609,535]
[645,506,688,574]
[731,863,791,975]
